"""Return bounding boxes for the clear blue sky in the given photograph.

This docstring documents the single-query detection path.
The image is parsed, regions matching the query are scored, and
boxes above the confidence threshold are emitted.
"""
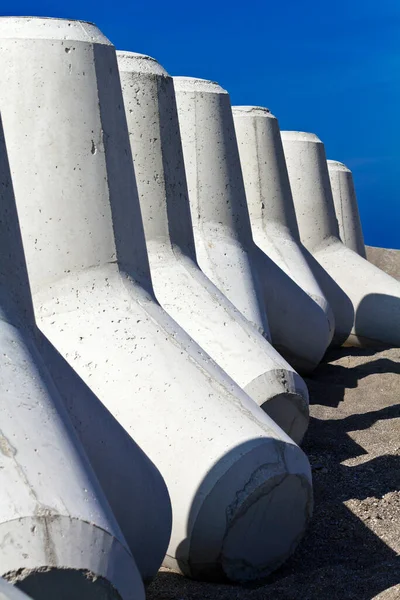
[3,0,400,248]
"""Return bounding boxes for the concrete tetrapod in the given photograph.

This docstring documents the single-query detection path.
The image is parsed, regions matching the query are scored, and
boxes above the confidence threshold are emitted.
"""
[0,17,313,583]
[117,51,309,443]
[173,77,332,373]
[232,105,334,341]
[0,22,172,586]
[327,160,366,257]
[36,331,172,585]
[0,118,143,600]
[282,131,400,348]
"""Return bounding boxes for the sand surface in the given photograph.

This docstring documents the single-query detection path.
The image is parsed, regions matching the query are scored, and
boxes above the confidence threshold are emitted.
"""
[366,246,400,281]
[148,347,400,600]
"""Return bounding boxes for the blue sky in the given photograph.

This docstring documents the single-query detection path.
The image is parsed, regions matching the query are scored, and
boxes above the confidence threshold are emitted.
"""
[3,0,400,248]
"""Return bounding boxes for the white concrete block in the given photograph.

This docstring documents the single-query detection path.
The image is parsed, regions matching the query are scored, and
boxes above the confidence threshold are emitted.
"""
[0,110,143,600]
[0,17,313,583]
[0,18,171,586]
[282,131,400,347]
[327,160,366,257]
[117,52,309,443]
[174,78,332,372]
[173,77,270,338]
[0,325,144,600]
[37,331,172,585]
[232,105,335,339]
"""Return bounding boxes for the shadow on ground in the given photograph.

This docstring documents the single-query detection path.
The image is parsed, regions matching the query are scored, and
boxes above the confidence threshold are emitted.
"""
[148,347,400,600]
[307,347,400,408]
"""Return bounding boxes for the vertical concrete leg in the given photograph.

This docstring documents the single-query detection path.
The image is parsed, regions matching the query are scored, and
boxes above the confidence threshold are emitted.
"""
[0,17,171,587]
[0,328,144,600]
[327,160,366,257]
[174,77,332,372]
[37,331,172,585]
[282,131,400,348]
[0,116,143,600]
[232,105,335,340]
[117,51,309,443]
[0,17,313,582]
[173,77,270,338]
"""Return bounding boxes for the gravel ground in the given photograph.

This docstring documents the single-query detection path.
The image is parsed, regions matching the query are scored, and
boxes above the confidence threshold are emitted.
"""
[148,346,400,600]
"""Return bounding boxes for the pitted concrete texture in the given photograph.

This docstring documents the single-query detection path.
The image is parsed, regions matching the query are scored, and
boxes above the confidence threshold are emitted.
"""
[0,16,313,582]
[148,347,400,599]
[232,105,335,345]
[173,76,271,340]
[117,52,309,444]
[282,131,400,349]
[174,80,331,374]
[327,160,366,258]
[366,246,400,281]
[0,52,142,599]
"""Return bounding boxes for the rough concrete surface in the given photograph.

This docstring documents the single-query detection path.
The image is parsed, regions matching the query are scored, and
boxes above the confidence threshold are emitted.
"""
[117,53,310,444]
[328,160,366,258]
[282,131,400,349]
[148,346,400,599]
[0,17,313,582]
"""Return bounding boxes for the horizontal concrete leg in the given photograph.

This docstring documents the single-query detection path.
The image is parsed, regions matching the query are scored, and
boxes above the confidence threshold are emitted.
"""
[163,440,312,582]
[244,369,309,444]
[0,517,143,600]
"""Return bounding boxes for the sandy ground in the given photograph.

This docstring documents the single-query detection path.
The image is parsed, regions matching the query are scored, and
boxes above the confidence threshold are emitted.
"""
[148,346,400,600]
[366,246,400,281]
